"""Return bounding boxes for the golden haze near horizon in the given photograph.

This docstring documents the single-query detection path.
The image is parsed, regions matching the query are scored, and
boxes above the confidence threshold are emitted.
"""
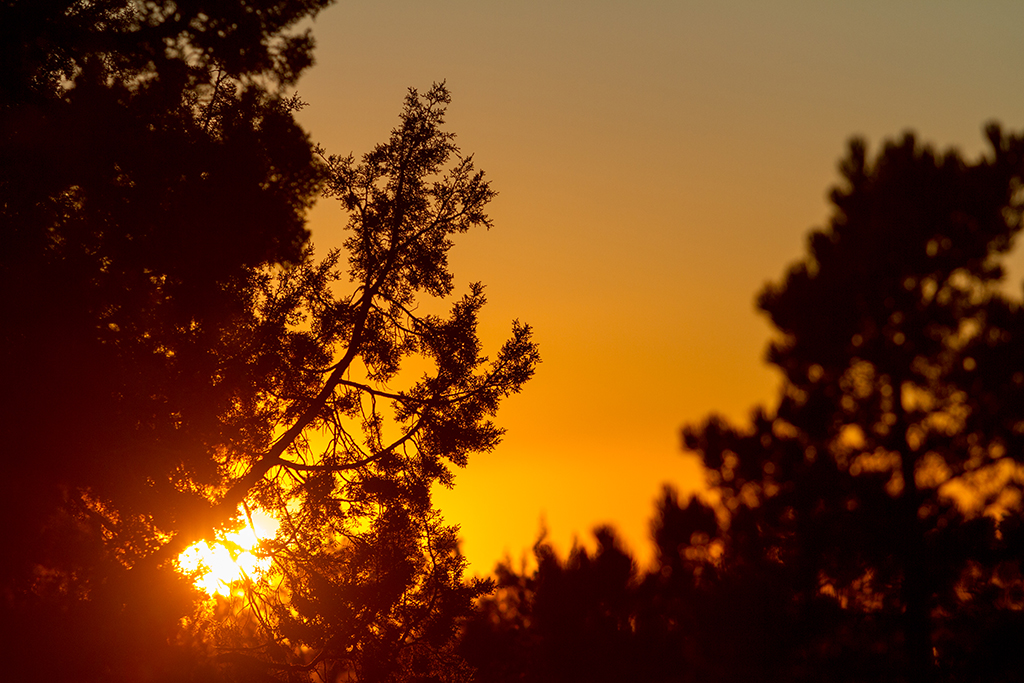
[273,1,1024,574]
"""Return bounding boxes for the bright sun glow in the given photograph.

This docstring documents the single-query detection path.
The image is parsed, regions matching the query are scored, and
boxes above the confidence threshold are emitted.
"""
[176,509,279,596]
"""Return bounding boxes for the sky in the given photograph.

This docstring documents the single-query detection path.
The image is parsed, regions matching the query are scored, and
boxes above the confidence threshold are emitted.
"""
[292,1,1024,573]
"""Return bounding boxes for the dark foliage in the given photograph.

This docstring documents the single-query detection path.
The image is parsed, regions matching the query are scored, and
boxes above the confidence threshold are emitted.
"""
[2,1,329,678]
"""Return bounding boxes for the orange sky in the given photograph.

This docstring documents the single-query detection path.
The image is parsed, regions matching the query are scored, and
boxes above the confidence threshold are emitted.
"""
[293,1,1024,573]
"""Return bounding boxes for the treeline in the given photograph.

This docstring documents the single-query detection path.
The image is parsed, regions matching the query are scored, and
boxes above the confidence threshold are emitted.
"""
[461,492,799,683]
[462,483,1024,683]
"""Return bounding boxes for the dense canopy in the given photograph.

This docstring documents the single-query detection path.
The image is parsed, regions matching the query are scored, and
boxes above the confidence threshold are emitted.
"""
[1,2,537,681]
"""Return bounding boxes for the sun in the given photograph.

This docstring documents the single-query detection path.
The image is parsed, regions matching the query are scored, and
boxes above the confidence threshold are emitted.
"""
[176,508,279,596]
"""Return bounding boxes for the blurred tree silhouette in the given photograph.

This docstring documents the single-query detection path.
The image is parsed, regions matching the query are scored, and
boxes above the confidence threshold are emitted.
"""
[1,2,537,681]
[461,526,643,683]
[683,125,1024,683]
[461,126,1024,683]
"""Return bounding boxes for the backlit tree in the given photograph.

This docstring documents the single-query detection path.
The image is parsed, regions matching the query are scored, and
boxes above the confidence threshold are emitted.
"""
[184,83,539,682]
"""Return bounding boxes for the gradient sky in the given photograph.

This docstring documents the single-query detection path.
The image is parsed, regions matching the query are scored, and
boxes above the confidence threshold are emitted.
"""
[292,1,1024,573]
